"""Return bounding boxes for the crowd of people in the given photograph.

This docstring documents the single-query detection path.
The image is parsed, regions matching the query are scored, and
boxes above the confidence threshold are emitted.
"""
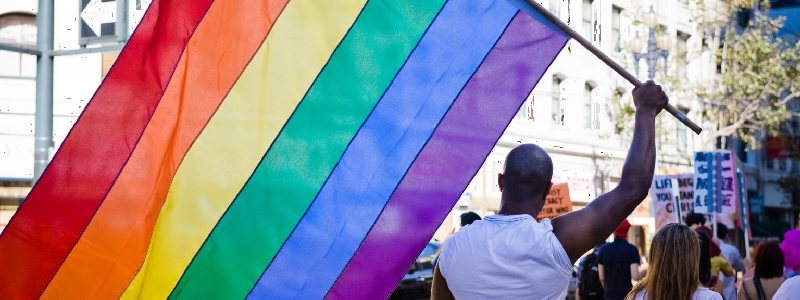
[573,213,800,300]
[427,82,800,300]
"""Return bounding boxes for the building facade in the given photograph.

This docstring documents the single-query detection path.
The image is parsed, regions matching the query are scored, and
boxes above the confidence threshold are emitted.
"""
[736,1,800,242]
[433,0,716,252]
[0,0,151,231]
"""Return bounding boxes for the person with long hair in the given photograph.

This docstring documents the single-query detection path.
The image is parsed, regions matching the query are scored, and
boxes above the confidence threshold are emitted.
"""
[717,223,745,300]
[738,242,786,300]
[626,223,722,300]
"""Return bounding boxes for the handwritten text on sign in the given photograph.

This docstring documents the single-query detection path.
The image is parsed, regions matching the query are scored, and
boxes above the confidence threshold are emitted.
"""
[651,174,694,229]
[693,150,736,214]
[537,183,572,220]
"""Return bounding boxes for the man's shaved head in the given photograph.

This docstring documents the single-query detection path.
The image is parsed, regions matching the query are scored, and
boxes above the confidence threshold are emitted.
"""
[501,144,553,201]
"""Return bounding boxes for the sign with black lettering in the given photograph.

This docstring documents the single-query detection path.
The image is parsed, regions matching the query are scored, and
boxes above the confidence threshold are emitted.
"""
[651,174,694,229]
[536,183,572,221]
[693,150,736,214]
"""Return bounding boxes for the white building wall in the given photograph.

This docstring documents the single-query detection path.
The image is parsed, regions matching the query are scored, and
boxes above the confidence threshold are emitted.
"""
[1,1,151,180]
[0,0,152,231]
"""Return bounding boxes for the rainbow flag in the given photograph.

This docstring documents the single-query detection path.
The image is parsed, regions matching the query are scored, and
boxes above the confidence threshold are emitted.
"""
[0,0,568,298]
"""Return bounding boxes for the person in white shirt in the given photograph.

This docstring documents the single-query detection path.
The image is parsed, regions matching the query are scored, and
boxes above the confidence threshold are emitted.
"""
[716,223,745,300]
[627,223,722,300]
[773,275,800,300]
[431,81,668,299]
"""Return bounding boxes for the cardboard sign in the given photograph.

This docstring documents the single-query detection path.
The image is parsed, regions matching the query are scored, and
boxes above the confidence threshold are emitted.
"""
[693,150,736,214]
[651,174,694,229]
[537,183,572,220]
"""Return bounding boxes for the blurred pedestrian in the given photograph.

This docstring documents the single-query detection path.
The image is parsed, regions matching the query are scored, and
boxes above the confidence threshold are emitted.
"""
[625,223,721,300]
[737,242,785,300]
[432,212,483,266]
[685,212,722,258]
[576,243,606,300]
[699,231,724,294]
[704,225,734,293]
[459,211,482,227]
[779,229,800,278]
[773,275,800,300]
[598,219,645,300]
[717,223,745,300]
[431,82,668,299]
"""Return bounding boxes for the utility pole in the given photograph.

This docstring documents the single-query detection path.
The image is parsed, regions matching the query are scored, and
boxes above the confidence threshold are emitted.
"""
[33,0,54,183]
[0,1,132,185]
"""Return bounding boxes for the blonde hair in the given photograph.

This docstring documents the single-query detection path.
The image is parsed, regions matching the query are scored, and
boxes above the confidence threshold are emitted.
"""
[627,223,700,300]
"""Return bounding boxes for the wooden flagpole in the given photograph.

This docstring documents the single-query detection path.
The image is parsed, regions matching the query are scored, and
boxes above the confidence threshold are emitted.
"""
[521,0,703,135]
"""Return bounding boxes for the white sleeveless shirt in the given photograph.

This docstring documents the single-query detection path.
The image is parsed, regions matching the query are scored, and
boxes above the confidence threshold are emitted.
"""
[438,214,572,299]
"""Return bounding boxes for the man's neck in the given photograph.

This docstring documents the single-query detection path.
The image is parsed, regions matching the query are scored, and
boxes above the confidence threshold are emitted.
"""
[497,209,536,218]
[497,205,538,218]
[497,197,540,217]
[498,191,544,218]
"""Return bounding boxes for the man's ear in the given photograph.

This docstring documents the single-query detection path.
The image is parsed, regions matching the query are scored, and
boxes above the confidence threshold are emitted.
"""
[535,182,553,214]
[542,182,553,201]
[497,173,503,192]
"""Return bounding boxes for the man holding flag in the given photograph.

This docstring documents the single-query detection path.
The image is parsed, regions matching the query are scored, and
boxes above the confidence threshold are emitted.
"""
[432,81,668,299]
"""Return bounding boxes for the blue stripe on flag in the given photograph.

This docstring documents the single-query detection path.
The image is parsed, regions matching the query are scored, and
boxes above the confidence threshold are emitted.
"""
[247,0,519,298]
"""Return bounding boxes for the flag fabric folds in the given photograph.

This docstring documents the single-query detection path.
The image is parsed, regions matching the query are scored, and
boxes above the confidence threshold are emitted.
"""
[0,0,568,299]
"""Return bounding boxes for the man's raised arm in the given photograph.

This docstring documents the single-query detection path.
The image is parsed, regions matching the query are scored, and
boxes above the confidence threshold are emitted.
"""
[552,81,668,263]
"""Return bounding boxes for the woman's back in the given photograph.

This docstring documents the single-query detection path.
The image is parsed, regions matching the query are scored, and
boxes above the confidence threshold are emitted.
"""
[631,287,721,300]
[739,242,787,300]
[738,277,785,300]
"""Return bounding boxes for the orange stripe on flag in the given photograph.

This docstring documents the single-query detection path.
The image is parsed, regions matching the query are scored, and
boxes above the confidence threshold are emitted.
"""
[40,0,289,298]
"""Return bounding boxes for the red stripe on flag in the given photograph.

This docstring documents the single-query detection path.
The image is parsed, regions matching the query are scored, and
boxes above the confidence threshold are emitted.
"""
[0,0,215,298]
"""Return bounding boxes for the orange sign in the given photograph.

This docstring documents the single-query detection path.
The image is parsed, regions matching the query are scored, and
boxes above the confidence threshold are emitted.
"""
[537,183,572,220]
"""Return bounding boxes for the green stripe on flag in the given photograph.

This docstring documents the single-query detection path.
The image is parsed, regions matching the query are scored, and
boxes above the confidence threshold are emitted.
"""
[168,1,447,299]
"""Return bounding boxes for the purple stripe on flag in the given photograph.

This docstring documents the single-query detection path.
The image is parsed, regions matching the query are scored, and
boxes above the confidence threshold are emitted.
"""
[325,10,568,300]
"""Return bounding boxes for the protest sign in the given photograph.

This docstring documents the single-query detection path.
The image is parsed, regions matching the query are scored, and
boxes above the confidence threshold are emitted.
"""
[693,150,736,214]
[537,183,572,221]
[651,174,694,229]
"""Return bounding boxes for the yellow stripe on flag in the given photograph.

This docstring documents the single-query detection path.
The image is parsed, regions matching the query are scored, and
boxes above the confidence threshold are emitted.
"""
[121,0,367,298]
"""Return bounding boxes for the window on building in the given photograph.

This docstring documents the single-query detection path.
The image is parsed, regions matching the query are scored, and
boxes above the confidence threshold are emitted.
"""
[612,6,622,51]
[552,76,563,125]
[676,31,690,80]
[677,107,689,152]
[736,139,749,163]
[549,0,561,18]
[584,83,595,130]
[610,89,623,132]
[715,36,723,74]
[0,13,37,77]
[583,0,597,42]
[526,96,535,121]
[656,115,666,151]
[516,95,534,120]
[0,180,31,208]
